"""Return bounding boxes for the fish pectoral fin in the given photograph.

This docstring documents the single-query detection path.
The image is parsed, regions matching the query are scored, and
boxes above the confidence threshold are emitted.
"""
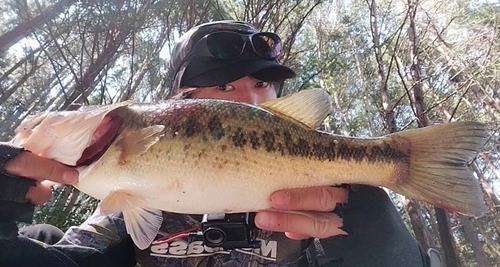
[115,125,165,163]
[100,190,148,215]
[123,208,163,250]
[259,88,332,129]
[266,209,333,222]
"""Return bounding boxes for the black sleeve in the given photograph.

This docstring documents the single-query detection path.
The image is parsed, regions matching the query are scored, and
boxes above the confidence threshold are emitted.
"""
[308,185,431,267]
[0,142,37,239]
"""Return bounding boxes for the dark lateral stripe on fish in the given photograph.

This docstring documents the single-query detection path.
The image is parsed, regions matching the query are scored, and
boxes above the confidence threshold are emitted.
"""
[273,130,407,164]
[167,114,408,164]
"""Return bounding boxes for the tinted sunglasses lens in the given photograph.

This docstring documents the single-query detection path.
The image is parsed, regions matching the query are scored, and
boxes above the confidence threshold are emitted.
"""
[252,33,281,58]
[206,32,245,59]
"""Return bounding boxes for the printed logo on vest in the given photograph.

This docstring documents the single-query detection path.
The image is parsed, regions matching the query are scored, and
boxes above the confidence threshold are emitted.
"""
[150,238,278,261]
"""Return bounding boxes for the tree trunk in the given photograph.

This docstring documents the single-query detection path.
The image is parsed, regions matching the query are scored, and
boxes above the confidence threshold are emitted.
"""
[459,214,490,267]
[60,33,125,108]
[480,155,500,187]
[0,61,38,105]
[368,1,437,251]
[60,0,155,109]
[0,46,43,85]
[435,210,461,267]
[407,1,461,266]
[405,199,434,251]
[430,35,500,121]
[0,73,56,140]
[120,28,169,101]
[354,51,376,136]
[0,0,78,55]
[367,0,396,134]
[472,162,500,234]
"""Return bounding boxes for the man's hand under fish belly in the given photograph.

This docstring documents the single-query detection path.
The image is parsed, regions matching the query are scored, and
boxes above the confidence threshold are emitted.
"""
[256,186,349,239]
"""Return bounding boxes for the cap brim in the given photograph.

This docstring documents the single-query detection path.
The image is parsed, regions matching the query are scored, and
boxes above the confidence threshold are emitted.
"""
[181,57,296,87]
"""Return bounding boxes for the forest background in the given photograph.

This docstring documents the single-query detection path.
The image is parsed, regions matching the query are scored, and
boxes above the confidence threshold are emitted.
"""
[0,0,499,266]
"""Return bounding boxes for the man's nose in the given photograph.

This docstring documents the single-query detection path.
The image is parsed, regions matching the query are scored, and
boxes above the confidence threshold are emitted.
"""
[237,92,258,104]
[235,86,259,105]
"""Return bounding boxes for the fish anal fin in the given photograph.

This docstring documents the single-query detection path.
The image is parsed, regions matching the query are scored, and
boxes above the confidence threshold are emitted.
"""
[124,208,163,250]
[115,125,165,163]
[259,88,332,129]
[100,190,147,215]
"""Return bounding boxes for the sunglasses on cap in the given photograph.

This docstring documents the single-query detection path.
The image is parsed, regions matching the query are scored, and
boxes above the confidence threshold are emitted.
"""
[190,31,282,60]
[170,31,283,94]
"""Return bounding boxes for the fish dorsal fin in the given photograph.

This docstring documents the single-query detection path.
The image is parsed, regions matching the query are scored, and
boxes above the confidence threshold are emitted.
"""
[259,88,332,129]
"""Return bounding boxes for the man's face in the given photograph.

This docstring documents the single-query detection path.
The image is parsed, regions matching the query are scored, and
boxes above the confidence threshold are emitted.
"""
[188,76,277,104]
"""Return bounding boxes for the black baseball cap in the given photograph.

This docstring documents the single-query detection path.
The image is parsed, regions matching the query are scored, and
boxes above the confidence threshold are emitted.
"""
[169,20,296,91]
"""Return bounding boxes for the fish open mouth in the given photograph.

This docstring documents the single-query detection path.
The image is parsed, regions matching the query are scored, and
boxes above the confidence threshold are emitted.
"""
[75,115,123,167]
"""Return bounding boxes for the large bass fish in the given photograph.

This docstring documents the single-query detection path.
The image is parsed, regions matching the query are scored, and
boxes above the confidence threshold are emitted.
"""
[11,89,488,249]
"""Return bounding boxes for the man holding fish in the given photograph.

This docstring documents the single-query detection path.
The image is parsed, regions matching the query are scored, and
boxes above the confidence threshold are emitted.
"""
[0,20,472,266]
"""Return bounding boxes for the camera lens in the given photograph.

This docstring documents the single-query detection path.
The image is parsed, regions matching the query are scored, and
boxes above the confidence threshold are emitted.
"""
[204,228,226,245]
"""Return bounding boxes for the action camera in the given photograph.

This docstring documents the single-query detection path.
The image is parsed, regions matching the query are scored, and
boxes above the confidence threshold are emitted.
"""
[201,213,261,249]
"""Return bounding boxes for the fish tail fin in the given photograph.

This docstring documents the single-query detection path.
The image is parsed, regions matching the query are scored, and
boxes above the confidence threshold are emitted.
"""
[388,121,488,217]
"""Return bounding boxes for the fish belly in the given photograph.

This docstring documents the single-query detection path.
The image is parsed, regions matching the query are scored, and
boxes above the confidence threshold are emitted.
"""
[77,138,394,214]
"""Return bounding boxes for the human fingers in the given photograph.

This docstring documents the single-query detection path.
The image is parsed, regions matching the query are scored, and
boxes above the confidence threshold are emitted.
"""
[25,181,53,204]
[269,186,348,212]
[254,211,347,239]
[284,232,310,240]
[3,151,78,184]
